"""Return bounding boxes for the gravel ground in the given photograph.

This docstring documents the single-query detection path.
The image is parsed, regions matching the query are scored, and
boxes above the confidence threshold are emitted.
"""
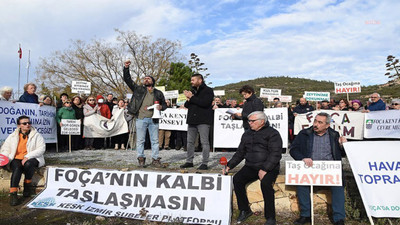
[44,148,297,172]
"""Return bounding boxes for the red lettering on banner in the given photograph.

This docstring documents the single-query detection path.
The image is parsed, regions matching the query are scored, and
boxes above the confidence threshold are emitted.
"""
[300,175,310,184]
[287,174,299,183]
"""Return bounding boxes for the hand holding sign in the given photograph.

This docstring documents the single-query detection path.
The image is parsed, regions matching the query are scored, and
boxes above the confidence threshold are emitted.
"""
[0,154,9,167]
[219,157,229,175]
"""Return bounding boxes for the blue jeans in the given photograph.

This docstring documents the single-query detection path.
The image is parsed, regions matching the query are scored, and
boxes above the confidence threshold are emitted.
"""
[297,185,345,222]
[136,118,159,160]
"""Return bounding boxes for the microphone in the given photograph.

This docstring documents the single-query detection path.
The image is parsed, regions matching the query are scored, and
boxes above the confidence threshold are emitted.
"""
[219,157,228,175]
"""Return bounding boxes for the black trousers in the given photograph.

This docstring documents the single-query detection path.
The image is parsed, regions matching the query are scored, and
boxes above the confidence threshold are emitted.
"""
[10,158,39,187]
[233,165,279,219]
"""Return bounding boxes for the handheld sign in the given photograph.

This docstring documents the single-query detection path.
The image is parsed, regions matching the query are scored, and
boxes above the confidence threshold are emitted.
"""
[220,157,228,175]
[0,154,9,166]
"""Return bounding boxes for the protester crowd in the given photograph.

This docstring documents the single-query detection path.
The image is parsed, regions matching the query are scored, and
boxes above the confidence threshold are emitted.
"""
[0,73,399,224]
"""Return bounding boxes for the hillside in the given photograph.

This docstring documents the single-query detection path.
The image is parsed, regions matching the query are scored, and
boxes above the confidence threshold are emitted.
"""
[214,76,400,103]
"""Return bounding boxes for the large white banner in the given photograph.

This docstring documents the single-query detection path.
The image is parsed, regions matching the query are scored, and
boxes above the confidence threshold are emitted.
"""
[364,110,400,139]
[159,108,188,131]
[0,101,57,144]
[83,108,128,138]
[213,108,288,148]
[285,161,342,186]
[344,141,400,218]
[294,110,365,140]
[27,167,232,224]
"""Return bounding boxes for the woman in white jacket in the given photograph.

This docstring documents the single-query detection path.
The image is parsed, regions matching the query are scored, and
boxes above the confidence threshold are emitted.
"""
[0,115,45,206]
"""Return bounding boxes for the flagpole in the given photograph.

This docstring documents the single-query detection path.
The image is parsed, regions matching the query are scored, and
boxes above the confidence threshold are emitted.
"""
[18,44,21,97]
[27,50,31,83]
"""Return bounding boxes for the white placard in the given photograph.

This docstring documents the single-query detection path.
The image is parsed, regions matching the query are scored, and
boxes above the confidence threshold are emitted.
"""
[213,108,288,148]
[364,110,400,139]
[213,90,225,96]
[27,167,232,224]
[260,88,282,98]
[71,81,91,94]
[159,108,188,131]
[334,81,361,94]
[0,101,57,144]
[163,90,179,99]
[126,93,132,100]
[267,95,292,103]
[285,161,342,186]
[344,141,400,218]
[303,91,330,101]
[60,119,81,135]
[294,110,365,140]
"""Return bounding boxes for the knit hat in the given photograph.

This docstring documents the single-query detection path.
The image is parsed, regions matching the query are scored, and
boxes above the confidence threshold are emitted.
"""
[352,99,362,106]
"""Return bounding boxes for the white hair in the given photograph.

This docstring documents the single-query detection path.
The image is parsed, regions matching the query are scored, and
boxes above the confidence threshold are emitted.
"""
[0,86,13,95]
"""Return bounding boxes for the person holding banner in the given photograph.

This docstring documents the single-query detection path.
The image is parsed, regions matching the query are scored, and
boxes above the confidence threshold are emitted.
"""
[0,86,14,102]
[293,98,314,116]
[289,112,347,225]
[232,85,264,131]
[366,92,386,111]
[123,60,167,167]
[18,83,39,104]
[223,111,282,225]
[180,73,214,170]
[56,99,76,151]
[0,115,45,206]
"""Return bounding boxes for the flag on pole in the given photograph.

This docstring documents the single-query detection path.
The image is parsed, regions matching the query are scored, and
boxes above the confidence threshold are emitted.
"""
[18,47,22,59]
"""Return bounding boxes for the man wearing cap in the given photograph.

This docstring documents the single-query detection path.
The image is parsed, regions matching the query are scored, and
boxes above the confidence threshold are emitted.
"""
[123,60,167,167]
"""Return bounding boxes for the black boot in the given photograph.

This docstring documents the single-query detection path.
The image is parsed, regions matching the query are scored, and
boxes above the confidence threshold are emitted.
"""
[10,192,19,206]
[138,157,146,167]
[23,182,35,197]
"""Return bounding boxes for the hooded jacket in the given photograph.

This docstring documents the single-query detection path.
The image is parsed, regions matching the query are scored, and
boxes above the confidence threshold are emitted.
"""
[0,127,46,167]
[123,67,167,117]
[289,126,345,161]
[227,122,282,172]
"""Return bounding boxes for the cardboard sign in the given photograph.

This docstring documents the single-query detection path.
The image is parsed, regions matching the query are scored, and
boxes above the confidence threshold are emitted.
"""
[71,81,91,94]
[334,81,361,94]
[260,88,282,98]
[303,91,330,101]
[285,161,342,186]
[60,119,81,135]
[213,90,225,96]
[163,90,179,99]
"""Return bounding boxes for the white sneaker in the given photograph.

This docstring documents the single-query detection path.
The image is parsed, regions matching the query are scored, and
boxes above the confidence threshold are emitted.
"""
[121,144,125,150]
[114,144,119,150]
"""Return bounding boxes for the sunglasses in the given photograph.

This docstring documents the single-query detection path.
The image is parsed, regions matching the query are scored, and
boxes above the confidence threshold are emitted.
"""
[392,103,399,106]
[248,119,260,123]
[88,99,95,101]
[20,122,32,125]
[65,102,72,104]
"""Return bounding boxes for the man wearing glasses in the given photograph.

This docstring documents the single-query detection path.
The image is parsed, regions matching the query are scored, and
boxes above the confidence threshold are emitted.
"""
[123,60,167,167]
[223,111,282,225]
[366,92,386,112]
[0,115,46,206]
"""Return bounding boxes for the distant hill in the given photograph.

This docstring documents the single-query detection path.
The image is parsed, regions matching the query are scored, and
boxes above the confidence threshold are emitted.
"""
[213,76,400,104]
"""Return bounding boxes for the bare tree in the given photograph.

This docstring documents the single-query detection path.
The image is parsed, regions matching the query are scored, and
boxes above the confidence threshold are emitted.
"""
[36,30,181,98]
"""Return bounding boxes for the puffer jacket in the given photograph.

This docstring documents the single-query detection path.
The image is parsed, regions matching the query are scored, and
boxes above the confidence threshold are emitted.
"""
[227,123,282,171]
[123,67,167,117]
[0,127,46,167]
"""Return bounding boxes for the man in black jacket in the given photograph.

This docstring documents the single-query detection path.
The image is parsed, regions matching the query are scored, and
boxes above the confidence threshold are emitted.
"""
[293,98,314,115]
[223,111,282,225]
[123,60,167,167]
[232,85,264,131]
[180,73,214,170]
[290,112,346,225]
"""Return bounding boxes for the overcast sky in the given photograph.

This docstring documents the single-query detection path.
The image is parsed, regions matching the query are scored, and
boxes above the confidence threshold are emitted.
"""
[1,0,399,96]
